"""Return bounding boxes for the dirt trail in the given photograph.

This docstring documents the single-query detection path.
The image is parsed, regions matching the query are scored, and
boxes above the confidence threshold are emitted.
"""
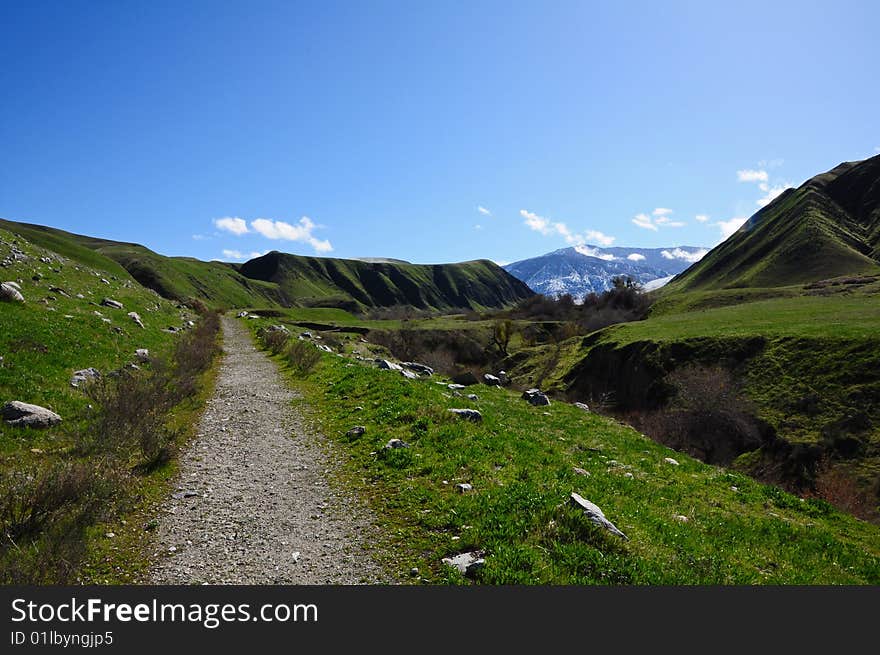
[149,315,388,584]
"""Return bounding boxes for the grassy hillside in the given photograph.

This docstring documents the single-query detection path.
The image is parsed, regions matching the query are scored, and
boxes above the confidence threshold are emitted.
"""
[0,218,533,313]
[0,225,219,583]
[667,155,880,292]
[245,315,880,584]
[0,219,286,308]
[240,251,534,312]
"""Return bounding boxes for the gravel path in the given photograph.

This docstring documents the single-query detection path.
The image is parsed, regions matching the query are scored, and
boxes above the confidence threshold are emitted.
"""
[149,315,388,584]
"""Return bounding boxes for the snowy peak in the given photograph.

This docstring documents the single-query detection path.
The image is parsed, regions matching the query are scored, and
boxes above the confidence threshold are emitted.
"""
[504,245,708,298]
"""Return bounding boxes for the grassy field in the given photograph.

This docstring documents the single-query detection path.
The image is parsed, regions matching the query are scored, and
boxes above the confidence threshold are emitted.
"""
[247,316,880,584]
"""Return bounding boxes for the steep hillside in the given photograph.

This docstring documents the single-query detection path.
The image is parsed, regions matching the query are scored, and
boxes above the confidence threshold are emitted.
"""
[239,251,534,312]
[505,245,707,298]
[668,155,880,292]
[0,219,532,312]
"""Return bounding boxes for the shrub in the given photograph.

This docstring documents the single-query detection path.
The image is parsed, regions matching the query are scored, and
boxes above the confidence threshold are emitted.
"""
[285,339,322,375]
[261,328,290,355]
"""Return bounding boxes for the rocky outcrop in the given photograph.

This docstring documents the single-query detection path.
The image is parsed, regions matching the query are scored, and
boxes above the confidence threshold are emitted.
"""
[522,388,551,406]
[0,282,24,302]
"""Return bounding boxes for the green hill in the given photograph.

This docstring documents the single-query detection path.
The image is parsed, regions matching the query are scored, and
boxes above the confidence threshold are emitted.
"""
[0,219,533,312]
[668,154,880,292]
[239,251,534,312]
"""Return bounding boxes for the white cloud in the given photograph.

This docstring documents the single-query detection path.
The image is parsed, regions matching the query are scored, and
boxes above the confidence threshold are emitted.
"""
[477,205,492,216]
[652,207,673,217]
[632,213,658,231]
[221,249,246,261]
[660,248,709,263]
[520,209,615,247]
[520,209,551,234]
[717,217,748,240]
[627,253,646,261]
[758,158,785,169]
[250,216,333,253]
[214,217,250,235]
[474,224,483,230]
[737,169,768,183]
[695,214,710,223]
[757,183,793,207]
[191,234,207,240]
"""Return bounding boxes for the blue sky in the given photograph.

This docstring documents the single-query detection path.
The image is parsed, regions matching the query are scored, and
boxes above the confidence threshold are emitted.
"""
[2,1,878,265]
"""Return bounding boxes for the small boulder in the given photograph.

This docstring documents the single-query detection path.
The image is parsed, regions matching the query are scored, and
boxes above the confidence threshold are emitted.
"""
[346,426,366,438]
[455,482,473,493]
[497,370,510,385]
[1,401,62,429]
[0,282,24,302]
[573,467,590,476]
[402,362,434,376]
[70,367,101,387]
[101,298,123,309]
[466,393,479,401]
[3,281,21,291]
[483,373,502,386]
[573,402,590,412]
[441,551,485,577]
[569,492,628,540]
[237,311,249,318]
[376,359,403,371]
[127,311,145,328]
[447,383,466,390]
[383,438,410,450]
[522,388,551,406]
[448,408,482,422]
[664,457,680,466]
[135,348,150,362]
[401,369,419,380]
[317,344,333,353]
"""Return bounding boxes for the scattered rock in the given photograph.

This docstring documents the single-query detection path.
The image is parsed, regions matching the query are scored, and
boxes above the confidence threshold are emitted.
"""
[101,297,123,309]
[0,282,24,302]
[573,467,590,476]
[441,551,485,577]
[49,286,69,297]
[573,402,590,412]
[401,369,419,380]
[3,281,21,291]
[448,408,483,422]
[483,373,502,386]
[383,438,410,450]
[127,311,145,328]
[300,331,312,339]
[105,532,116,539]
[569,492,628,540]
[317,344,333,353]
[135,348,150,362]
[455,483,473,493]
[497,371,509,385]
[447,383,466,390]
[171,490,200,500]
[345,426,366,438]
[466,393,479,401]
[664,457,680,466]
[673,514,689,523]
[237,311,249,318]
[402,362,434,376]
[1,401,62,429]
[522,388,551,406]
[70,367,101,387]
[450,371,479,386]
[376,359,403,371]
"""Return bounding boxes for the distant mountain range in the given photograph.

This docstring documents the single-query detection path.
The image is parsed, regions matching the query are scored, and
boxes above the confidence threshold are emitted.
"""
[670,153,880,291]
[504,244,708,298]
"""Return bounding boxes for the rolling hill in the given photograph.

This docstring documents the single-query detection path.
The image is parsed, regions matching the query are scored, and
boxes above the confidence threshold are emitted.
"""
[0,219,533,312]
[667,154,880,292]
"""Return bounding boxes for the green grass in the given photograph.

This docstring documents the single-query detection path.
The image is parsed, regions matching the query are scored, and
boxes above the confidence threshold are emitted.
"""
[247,317,880,584]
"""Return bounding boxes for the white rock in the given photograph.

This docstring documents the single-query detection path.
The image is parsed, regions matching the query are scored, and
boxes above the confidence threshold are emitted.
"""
[1,401,62,429]
[664,457,680,466]
[569,492,628,540]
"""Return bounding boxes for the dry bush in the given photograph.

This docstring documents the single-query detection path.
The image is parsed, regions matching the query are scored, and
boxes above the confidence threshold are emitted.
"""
[286,340,322,375]
[0,461,121,584]
[260,329,290,355]
[623,365,770,465]
[170,310,221,401]
[809,461,878,522]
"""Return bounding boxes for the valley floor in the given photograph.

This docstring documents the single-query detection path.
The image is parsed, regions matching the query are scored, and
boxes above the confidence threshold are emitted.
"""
[148,316,387,584]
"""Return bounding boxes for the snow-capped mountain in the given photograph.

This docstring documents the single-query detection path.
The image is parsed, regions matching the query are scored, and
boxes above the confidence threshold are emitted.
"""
[503,245,708,298]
